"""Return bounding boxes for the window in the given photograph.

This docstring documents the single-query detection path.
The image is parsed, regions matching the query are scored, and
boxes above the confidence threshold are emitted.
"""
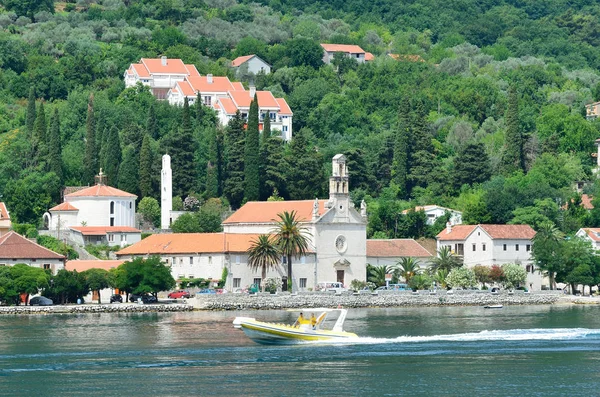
[188,275,194,279]
[472,244,476,252]
[269,112,276,120]
[283,126,288,132]
[0,264,5,266]
[31,259,36,262]
[503,244,507,251]
[300,278,307,288]
[121,234,126,242]
[172,257,176,265]
[253,278,262,286]
[300,256,306,264]
[204,96,211,106]
[189,257,193,265]
[108,234,114,242]
[110,201,115,215]
[282,256,287,264]
[526,245,531,252]
[235,255,240,264]
[178,274,185,279]
[43,264,51,270]
[260,112,265,120]
[515,244,519,251]
[482,244,486,251]
[179,258,183,265]
[233,278,241,288]
[110,218,114,226]
[129,202,132,209]
[208,256,212,264]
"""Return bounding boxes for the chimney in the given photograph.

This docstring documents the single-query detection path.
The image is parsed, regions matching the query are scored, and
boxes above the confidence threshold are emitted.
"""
[161,56,167,66]
[249,85,256,98]
[207,74,213,84]
[446,222,452,234]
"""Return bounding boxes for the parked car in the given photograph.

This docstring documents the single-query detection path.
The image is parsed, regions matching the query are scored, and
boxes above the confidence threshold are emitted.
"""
[129,294,158,304]
[30,296,53,306]
[376,284,410,291]
[110,294,123,303]
[167,290,191,299]
[316,282,346,293]
[197,289,217,294]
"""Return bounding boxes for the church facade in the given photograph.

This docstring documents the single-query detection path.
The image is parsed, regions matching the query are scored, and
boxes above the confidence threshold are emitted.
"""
[117,154,367,291]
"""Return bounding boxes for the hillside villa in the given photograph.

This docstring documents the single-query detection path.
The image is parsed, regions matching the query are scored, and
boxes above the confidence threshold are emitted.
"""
[231,54,271,76]
[0,232,65,274]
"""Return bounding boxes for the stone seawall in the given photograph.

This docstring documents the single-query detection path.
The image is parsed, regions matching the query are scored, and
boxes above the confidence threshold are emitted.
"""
[193,290,562,310]
[0,303,193,315]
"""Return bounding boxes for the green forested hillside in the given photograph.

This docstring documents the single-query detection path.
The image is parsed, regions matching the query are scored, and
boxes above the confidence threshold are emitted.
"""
[0,0,599,239]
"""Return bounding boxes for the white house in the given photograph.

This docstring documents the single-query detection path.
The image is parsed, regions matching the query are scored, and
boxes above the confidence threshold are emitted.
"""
[402,205,463,225]
[231,54,271,75]
[44,171,141,247]
[66,260,124,303]
[167,74,237,107]
[321,44,371,64]
[366,239,434,268]
[0,202,11,237]
[118,154,367,291]
[436,224,541,290]
[586,101,600,120]
[124,57,200,99]
[576,228,600,250]
[0,232,65,274]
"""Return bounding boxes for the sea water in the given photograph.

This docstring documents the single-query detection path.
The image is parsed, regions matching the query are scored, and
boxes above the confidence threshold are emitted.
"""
[0,305,599,396]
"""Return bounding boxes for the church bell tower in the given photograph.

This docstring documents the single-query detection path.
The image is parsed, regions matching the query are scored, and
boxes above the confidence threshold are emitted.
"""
[329,154,350,220]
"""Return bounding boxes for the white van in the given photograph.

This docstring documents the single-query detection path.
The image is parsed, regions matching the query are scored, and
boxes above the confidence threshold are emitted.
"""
[316,282,346,293]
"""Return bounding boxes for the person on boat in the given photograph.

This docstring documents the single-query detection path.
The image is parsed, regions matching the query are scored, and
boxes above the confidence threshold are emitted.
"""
[310,313,317,329]
[294,312,308,327]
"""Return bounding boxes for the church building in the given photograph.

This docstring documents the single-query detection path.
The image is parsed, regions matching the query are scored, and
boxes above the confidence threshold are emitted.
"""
[44,171,141,247]
[117,155,367,291]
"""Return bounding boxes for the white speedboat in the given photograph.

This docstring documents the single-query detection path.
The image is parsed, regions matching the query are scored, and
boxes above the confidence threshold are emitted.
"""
[233,308,357,344]
[484,304,503,309]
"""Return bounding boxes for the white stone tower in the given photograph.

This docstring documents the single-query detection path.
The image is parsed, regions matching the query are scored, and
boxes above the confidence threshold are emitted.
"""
[161,154,172,230]
[329,154,350,221]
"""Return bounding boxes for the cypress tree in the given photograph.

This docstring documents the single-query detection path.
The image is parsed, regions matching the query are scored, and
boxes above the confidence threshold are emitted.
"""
[147,102,157,140]
[165,97,197,196]
[392,97,411,198]
[95,114,105,158]
[285,128,324,200]
[262,135,286,200]
[244,95,260,201]
[502,86,525,174]
[215,128,225,196]
[452,142,491,189]
[26,87,36,135]
[48,108,63,183]
[139,134,153,198]
[118,146,139,195]
[84,93,98,184]
[408,100,435,189]
[258,113,271,200]
[204,129,219,199]
[224,111,245,209]
[33,102,47,164]
[104,126,122,186]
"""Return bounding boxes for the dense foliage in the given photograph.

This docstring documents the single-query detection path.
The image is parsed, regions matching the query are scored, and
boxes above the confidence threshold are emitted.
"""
[0,0,599,245]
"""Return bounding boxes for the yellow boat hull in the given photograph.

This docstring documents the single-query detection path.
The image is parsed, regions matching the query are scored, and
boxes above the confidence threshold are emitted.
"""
[236,319,357,344]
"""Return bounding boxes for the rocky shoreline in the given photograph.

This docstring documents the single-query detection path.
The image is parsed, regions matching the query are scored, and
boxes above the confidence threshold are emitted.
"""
[192,290,565,310]
[1,291,589,314]
[0,303,194,315]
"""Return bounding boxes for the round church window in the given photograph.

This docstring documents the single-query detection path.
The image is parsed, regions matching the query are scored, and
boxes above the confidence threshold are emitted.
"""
[335,235,347,253]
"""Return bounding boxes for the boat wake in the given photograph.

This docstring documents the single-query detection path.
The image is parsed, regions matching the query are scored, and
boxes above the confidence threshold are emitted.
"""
[317,328,600,345]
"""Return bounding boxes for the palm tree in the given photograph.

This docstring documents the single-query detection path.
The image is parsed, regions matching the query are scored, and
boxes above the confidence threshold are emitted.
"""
[271,210,311,293]
[368,264,391,287]
[432,269,449,289]
[532,221,564,290]
[429,246,462,273]
[247,234,281,292]
[395,257,421,284]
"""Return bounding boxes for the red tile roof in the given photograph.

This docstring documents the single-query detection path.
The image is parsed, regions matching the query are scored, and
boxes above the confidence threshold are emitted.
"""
[66,260,125,272]
[276,98,293,115]
[217,97,238,115]
[70,226,141,236]
[231,55,255,67]
[187,75,235,93]
[437,224,536,241]
[116,233,263,256]
[141,58,189,75]
[0,202,9,219]
[0,232,65,260]
[581,194,594,210]
[365,52,374,61]
[131,63,150,78]
[185,64,200,77]
[229,90,279,108]
[437,225,477,241]
[65,184,136,198]
[49,202,79,212]
[366,239,433,258]
[176,80,195,97]
[223,200,328,224]
[321,44,365,54]
[231,82,245,91]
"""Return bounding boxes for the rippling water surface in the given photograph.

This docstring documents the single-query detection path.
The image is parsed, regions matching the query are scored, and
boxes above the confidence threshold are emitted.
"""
[1,305,599,396]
